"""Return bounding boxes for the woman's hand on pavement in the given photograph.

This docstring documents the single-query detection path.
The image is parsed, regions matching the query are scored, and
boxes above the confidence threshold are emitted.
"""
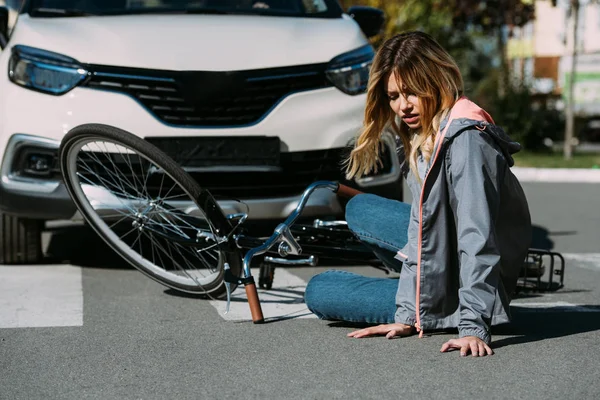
[347,323,415,339]
[440,336,493,357]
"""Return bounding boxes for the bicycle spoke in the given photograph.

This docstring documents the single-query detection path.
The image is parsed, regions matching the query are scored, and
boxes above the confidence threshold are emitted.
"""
[63,131,231,295]
[97,142,143,197]
[157,192,198,202]
[119,148,148,200]
[153,208,203,235]
[108,213,132,230]
[144,230,205,283]
[117,225,142,250]
[75,174,139,215]
[77,156,142,210]
[84,143,144,200]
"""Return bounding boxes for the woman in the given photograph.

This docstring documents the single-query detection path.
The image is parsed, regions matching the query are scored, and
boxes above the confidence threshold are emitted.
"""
[304,31,531,357]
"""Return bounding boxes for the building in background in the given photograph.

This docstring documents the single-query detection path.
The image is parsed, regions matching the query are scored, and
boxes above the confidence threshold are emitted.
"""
[507,0,600,123]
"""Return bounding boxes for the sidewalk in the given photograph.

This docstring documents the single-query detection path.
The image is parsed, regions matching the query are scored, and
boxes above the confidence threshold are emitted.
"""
[513,167,600,183]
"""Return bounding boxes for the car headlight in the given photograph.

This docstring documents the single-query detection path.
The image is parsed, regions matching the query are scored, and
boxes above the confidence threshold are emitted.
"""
[8,45,88,95]
[325,44,374,96]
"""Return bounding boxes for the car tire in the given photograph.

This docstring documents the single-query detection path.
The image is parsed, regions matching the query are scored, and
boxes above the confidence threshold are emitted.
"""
[0,212,44,264]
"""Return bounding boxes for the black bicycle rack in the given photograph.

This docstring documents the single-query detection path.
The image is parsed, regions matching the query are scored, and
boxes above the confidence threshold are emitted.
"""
[517,248,566,292]
[254,222,567,294]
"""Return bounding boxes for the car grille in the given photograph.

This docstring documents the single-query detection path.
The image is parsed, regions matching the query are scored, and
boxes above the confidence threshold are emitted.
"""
[184,148,349,199]
[77,147,344,199]
[82,64,331,127]
[75,145,395,200]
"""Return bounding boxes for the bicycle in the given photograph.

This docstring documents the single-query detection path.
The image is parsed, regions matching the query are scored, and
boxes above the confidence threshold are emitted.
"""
[58,123,566,324]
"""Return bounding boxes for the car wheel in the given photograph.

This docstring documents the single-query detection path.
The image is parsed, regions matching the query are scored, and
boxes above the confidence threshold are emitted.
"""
[0,212,44,264]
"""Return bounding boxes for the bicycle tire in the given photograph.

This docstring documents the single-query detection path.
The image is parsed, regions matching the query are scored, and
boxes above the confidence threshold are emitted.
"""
[59,123,242,298]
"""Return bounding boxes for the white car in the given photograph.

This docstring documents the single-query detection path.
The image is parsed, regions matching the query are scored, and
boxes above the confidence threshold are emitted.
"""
[0,0,402,263]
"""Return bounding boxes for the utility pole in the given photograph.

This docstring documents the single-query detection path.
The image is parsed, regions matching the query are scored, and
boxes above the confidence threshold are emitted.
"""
[564,0,580,160]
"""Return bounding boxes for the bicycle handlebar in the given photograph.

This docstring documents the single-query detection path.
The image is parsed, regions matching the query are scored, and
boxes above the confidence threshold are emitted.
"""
[240,181,364,274]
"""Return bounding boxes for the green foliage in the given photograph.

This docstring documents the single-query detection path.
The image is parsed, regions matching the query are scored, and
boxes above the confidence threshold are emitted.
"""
[339,0,536,41]
[340,0,485,84]
[452,0,535,30]
[485,83,565,151]
[339,0,556,150]
[339,0,464,47]
[513,150,600,168]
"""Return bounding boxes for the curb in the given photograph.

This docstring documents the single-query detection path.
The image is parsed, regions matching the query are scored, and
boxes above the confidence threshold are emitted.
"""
[512,167,600,183]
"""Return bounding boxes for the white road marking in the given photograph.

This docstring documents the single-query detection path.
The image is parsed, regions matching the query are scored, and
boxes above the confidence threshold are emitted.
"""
[563,253,600,271]
[1,253,598,328]
[0,265,83,329]
[511,301,600,312]
[513,167,600,183]
[210,268,316,322]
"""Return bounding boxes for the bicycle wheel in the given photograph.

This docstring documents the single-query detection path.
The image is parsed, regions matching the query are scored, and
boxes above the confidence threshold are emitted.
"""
[59,123,242,298]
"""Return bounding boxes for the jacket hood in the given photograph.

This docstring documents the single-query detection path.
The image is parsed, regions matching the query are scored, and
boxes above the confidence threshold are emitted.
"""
[441,97,521,167]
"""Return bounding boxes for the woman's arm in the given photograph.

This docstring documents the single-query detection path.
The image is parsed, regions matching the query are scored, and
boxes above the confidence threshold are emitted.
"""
[445,129,507,345]
[347,323,415,339]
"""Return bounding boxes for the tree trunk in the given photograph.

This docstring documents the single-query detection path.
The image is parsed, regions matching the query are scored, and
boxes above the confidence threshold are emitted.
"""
[564,0,580,160]
[497,25,509,98]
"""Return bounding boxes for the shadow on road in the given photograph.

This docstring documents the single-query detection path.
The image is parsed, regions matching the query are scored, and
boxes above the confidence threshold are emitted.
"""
[48,225,599,346]
[531,225,554,250]
[492,306,600,348]
[326,305,600,348]
[531,224,578,251]
[44,225,130,269]
[48,223,566,268]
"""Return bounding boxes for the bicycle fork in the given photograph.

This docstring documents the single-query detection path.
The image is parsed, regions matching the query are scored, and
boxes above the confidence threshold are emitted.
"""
[223,222,305,323]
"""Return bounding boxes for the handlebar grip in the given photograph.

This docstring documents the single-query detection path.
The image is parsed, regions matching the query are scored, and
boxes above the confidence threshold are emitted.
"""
[335,183,364,199]
[245,282,265,324]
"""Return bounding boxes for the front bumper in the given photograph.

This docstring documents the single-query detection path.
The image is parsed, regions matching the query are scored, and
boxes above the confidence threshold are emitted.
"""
[0,132,402,221]
[0,134,76,219]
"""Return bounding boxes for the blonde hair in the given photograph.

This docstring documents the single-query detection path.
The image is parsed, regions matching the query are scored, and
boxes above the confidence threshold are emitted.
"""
[346,31,464,181]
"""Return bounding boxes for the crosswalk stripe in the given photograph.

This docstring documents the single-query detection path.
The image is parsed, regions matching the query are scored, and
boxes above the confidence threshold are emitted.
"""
[513,167,600,183]
[1,252,598,329]
[563,253,600,271]
[0,265,83,329]
[209,268,316,322]
[511,301,600,312]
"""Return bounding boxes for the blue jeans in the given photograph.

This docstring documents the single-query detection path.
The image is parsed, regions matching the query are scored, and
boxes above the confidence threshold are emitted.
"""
[304,194,411,324]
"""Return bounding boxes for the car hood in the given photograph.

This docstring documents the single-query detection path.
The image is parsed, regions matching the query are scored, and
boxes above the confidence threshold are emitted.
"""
[9,14,367,70]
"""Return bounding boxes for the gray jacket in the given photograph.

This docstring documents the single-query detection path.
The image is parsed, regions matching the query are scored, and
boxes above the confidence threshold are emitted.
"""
[394,98,531,344]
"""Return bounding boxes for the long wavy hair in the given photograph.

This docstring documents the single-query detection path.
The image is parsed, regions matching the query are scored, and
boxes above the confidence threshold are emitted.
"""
[346,31,464,181]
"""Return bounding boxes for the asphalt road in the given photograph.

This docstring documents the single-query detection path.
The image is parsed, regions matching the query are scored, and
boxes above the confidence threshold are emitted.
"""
[1,181,599,400]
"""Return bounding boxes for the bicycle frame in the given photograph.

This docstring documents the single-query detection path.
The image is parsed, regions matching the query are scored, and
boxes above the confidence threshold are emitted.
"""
[141,179,363,323]
[222,180,362,322]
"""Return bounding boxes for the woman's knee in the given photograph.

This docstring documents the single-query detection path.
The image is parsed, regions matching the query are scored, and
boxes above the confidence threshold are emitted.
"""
[345,194,411,252]
[305,270,399,324]
[304,271,334,316]
[345,193,380,234]
[304,270,355,318]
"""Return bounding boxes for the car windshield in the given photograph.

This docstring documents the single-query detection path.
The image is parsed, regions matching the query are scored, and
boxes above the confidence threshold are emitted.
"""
[26,0,342,18]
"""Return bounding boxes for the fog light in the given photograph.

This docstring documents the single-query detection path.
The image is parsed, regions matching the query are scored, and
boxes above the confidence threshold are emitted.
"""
[25,154,52,174]
[18,150,57,178]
